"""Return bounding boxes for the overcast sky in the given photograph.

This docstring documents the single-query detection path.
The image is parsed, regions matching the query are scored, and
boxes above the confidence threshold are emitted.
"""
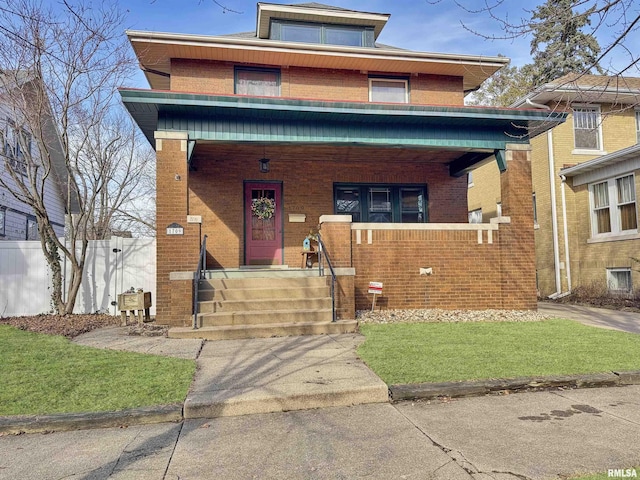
[101,0,638,88]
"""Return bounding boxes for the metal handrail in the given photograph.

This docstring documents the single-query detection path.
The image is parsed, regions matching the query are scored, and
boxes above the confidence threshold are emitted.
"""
[193,235,208,330]
[316,233,337,323]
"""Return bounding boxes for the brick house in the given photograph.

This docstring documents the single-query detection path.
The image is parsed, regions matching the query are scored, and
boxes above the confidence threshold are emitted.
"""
[468,74,640,299]
[120,2,566,337]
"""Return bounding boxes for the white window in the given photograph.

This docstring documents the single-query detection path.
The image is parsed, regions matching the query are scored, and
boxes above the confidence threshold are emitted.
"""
[235,68,280,97]
[607,268,632,294]
[0,208,5,236]
[1,120,30,175]
[467,172,474,188]
[468,208,482,224]
[532,193,538,224]
[636,109,640,144]
[26,215,38,240]
[496,202,502,217]
[369,78,408,103]
[573,106,602,151]
[590,174,638,237]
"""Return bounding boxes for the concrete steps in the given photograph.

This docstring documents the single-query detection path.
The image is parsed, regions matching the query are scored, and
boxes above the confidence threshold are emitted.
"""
[169,270,357,340]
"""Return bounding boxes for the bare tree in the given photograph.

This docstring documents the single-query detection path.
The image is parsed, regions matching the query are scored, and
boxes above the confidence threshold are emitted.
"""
[444,0,640,77]
[0,0,152,315]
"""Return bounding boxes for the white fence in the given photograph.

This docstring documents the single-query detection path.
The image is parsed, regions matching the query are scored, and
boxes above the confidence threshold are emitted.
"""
[0,238,156,317]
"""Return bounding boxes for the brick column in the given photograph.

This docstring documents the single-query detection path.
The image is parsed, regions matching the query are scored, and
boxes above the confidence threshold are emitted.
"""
[155,131,200,326]
[499,144,537,310]
[319,215,355,320]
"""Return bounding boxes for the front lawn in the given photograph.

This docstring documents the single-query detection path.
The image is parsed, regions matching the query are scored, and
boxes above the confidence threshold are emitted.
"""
[357,319,640,385]
[0,325,196,416]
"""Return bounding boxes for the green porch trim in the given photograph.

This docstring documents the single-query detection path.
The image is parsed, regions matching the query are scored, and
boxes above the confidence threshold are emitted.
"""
[494,149,507,172]
[120,88,566,173]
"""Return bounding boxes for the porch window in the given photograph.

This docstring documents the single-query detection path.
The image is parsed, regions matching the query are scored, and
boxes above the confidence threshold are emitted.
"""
[369,78,408,103]
[334,184,427,223]
[573,106,601,151]
[589,174,637,237]
[607,268,632,294]
[235,68,280,97]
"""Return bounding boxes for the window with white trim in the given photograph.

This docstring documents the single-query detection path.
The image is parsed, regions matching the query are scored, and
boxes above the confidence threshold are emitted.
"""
[636,109,640,144]
[590,174,637,236]
[1,120,30,175]
[26,215,38,240]
[496,202,502,217]
[467,172,474,188]
[468,208,482,224]
[607,268,632,294]
[573,106,601,150]
[532,192,538,224]
[369,78,408,103]
[0,208,5,236]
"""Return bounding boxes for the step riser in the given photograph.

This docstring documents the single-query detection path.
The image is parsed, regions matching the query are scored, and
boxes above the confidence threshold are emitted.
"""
[200,277,326,290]
[169,322,357,341]
[198,298,332,314]
[198,287,330,302]
[199,310,333,327]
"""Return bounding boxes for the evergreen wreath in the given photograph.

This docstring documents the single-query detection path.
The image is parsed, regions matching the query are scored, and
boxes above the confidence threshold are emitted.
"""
[251,197,275,220]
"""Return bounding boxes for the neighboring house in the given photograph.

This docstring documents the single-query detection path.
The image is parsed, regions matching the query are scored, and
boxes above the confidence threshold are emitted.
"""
[468,74,640,298]
[121,2,566,328]
[0,73,70,240]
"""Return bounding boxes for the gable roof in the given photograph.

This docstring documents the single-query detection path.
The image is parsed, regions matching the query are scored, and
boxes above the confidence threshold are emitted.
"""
[512,74,640,107]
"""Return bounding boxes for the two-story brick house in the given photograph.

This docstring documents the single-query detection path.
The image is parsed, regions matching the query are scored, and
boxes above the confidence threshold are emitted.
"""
[121,2,566,337]
[468,74,640,299]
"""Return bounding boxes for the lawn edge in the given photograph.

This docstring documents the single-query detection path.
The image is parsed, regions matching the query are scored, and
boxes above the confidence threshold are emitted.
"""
[389,370,640,402]
[0,403,183,435]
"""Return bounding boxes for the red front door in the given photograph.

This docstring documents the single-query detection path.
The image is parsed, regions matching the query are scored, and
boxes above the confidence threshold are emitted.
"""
[245,182,283,265]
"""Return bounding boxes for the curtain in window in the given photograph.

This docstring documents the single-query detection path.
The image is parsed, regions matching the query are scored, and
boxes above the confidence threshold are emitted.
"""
[617,175,637,230]
[592,182,611,233]
[573,108,599,149]
[370,80,407,103]
[236,70,279,97]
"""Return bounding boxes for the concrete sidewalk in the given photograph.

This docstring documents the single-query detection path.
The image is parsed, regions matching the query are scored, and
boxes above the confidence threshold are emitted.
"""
[1,386,639,479]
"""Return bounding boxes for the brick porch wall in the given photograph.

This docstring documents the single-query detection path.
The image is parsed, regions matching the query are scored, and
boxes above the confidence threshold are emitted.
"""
[155,132,200,326]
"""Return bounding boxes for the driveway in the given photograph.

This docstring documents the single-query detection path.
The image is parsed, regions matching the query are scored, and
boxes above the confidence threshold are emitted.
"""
[538,301,640,334]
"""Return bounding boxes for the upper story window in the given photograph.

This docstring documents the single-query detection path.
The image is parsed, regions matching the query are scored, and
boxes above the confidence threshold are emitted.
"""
[235,67,280,97]
[0,207,5,236]
[1,120,30,175]
[369,78,409,103]
[334,184,427,223]
[270,20,374,47]
[635,109,640,143]
[26,215,38,240]
[573,105,602,151]
[590,174,637,237]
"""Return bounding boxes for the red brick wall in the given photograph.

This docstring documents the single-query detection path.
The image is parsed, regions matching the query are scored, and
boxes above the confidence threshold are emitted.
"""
[169,59,464,106]
[155,135,200,326]
[188,143,467,269]
[351,228,503,310]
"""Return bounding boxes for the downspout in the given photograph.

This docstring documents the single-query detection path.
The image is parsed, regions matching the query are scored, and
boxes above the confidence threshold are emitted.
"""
[546,129,563,299]
[560,175,572,293]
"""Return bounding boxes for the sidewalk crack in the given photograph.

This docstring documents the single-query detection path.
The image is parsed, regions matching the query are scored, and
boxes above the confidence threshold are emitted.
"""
[162,420,185,479]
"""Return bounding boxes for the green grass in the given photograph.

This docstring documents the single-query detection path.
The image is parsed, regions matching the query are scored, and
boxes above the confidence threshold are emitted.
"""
[0,325,196,416]
[569,468,639,479]
[357,319,640,385]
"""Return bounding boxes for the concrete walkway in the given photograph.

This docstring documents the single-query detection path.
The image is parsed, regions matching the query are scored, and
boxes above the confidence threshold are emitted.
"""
[538,301,640,334]
[1,386,639,479]
[74,328,389,420]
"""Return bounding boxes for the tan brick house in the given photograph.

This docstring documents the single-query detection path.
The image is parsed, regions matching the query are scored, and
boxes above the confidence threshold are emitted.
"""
[468,74,640,299]
[120,2,565,337]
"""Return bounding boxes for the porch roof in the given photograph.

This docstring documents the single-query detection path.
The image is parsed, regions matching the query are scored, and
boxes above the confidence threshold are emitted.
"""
[120,88,566,174]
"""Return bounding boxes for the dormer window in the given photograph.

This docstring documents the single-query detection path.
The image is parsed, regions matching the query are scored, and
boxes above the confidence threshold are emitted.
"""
[270,20,374,47]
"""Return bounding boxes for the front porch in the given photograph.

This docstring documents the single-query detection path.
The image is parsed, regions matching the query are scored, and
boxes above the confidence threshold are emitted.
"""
[120,89,566,328]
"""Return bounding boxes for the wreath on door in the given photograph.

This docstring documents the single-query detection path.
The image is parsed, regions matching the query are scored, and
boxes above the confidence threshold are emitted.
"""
[251,197,275,220]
